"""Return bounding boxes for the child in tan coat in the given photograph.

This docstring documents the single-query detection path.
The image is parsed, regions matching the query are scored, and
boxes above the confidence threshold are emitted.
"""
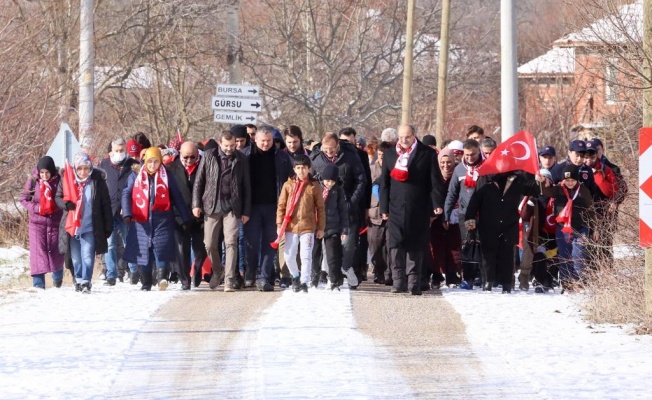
[276,155,326,292]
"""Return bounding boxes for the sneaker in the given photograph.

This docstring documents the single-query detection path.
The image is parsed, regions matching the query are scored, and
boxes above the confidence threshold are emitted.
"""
[75,283,82,292]
[300,283,308,293]
[224,282,235,292]
[460,280,473,290]
[104,279,116,286]
[291,277,301,293]
[158,279,169,291]
[279,277,292,289]
[342,268,358,288]
[81,283,91,294]
[244,279,255,288]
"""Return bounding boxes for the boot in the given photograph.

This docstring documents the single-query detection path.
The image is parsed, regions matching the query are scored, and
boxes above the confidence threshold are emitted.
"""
[141,271,152,291]
[130,269,141,285]
[483,281,493,292]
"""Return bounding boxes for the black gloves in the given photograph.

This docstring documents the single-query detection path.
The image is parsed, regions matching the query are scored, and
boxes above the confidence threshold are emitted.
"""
[123,216,132,224]
[65,201,76,211]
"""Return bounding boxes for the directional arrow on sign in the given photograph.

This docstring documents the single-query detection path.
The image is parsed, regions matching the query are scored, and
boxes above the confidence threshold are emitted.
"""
[213,111,258,124]
[216,84,261,98]
[212,96,263,113]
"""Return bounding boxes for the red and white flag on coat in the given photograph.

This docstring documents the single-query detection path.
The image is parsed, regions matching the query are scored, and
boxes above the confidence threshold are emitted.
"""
[477,131,540,176]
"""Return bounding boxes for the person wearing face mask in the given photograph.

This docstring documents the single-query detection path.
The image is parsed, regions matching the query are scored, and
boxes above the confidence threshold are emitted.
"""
[98,137,140,286]
[55,152,113,293]
[20,156,65,289]
[122,147,192,291]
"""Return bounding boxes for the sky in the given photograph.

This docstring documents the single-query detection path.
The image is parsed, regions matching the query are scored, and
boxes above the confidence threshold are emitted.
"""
[1,246,651,399]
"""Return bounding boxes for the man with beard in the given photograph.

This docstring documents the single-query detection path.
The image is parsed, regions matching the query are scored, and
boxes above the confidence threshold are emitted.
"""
[192,131,251,292]
[284,125,310,157]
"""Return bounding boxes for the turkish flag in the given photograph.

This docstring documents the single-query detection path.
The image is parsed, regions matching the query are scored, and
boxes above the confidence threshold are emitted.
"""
[478,131,540,176]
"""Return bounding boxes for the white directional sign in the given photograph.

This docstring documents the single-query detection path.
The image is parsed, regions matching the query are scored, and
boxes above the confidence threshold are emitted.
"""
[212,96,263,113]
[213,110,258,124]
[216,84,260,97]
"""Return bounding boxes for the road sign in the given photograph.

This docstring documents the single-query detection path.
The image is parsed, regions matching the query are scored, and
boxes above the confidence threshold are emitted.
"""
[211,96,263,113]
[640,127,652,247]
[216,84,260,97]
[213,111,258,124]
[46,123,81,168]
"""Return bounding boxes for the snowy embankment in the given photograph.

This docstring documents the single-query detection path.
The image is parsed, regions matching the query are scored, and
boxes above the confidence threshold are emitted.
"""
[0,246,29,286]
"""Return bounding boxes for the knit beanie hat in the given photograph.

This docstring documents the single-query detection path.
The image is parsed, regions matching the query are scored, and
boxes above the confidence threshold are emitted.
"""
[37,156,57,176]
[322,164,339,181]
[562,164,579,181]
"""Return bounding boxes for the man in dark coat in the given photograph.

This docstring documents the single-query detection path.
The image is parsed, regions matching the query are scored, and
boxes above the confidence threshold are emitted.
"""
[379,124,445,295]
[310,132,367,287]
[168,141,207,290]
[98,137,140,285]
[339,127,372,283]
[193,131,251,292]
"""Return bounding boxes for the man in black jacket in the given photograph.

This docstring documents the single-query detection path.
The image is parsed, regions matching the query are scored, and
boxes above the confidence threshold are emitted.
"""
[311,132,367,287]
[339,127,372,283]
[192,131,251,292]
[380,125,445,295]
[168,141,206,290]
[98,137,139,285]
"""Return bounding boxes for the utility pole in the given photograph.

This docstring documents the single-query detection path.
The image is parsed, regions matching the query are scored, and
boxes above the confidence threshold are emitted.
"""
[78,0,94,145]
[226,0,242,84]
[643,0,652,313]
[401,0,416,125]
[435,0,451,145]
[500,0,518,141]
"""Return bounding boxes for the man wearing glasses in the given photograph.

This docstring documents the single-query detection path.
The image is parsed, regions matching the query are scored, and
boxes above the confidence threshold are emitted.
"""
[168,141,208,290]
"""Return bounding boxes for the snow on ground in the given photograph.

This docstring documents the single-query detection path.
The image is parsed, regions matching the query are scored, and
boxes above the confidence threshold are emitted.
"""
[443,288,652,400]
[216,285,413,399]
[0,282,181,399]
[0,245,29,285]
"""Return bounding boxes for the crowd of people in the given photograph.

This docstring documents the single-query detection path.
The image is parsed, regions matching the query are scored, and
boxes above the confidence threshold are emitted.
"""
[20,122,625,295]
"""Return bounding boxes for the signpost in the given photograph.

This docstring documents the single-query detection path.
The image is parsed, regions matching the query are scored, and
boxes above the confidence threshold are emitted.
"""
[212,84,263,125]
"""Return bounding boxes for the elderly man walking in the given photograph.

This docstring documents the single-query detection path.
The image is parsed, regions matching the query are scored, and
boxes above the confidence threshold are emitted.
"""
[379,125,445,295]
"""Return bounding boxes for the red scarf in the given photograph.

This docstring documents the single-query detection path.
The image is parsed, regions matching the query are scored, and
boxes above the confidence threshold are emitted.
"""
[271,178,308,249]
[322,186,330,201]
[132,167,170,223]
[184,161,198,177]
[39,180,56,216]
[390,140,417,182]
[463,160,482,188]
[62,162,88,236]
[556,184,579,239]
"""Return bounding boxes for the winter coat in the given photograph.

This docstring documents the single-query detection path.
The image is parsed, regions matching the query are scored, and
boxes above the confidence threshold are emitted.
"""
[464,174,541,251]
[444,160,485,223]
[168,157,205,228]
[55,169,113,256]
[368,163,383,226]
[192,148,251,218]
[379,142,445,251]
[121,166,192,266]
[20,171,64,275]
[310,140,367,224]
[542,183,594,231]
[98,157,140,217]
[323,182,350,237]
[245,145,294,200]
[276,177,326,235]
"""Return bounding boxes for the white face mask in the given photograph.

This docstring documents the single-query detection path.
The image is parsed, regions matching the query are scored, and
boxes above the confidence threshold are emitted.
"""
[110,152,126,164]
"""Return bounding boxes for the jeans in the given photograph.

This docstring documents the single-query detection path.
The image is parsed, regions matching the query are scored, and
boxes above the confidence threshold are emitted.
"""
[141,248,167,279]
[556,225,589,285]
[238,222,246,274]
[244,204,277,283]
[104,216,137,278]
[70,232,96,285]
[32,269,64,289]
[284,232,314,284]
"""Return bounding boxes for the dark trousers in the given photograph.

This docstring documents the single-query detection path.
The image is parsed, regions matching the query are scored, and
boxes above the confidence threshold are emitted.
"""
[389,247,422,291]
[174,224,206,287]
[368,224,389,281]
[459,216,479,284]
[353,227,369,280]
[481,234,515,288]
[430,220,461,286]
[244,204,277,283]
[311,234,343,285]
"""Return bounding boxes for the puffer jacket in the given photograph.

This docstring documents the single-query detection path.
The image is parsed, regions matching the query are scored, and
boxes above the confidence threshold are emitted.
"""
[323,182,349,237]
[276,177,326,235]
[192,148,251,218]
